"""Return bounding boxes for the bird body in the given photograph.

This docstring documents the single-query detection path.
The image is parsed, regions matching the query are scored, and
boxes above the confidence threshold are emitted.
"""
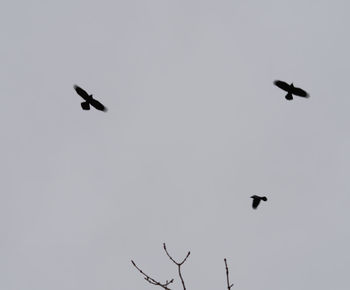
[274,80,309,100]
[250,195,268,209]
[73,85,107,112]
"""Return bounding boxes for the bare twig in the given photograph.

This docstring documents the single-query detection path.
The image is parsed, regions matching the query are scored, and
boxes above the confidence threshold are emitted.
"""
[131,260,174,290]
[224,258,234,290]
[163,243,191,290]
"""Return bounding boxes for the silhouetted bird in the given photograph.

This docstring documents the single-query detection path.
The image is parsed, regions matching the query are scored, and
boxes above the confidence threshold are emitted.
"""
[250,195,268,209]
[74,85,107,112]
[274,80,309,100]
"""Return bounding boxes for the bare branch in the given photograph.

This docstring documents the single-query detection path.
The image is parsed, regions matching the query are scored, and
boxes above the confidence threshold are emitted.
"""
[224,258,234,290]
[131,260,174,290]
[163,243,191,290]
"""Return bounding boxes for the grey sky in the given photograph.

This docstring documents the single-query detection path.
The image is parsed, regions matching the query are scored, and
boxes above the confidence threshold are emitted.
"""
[1,1,350,290]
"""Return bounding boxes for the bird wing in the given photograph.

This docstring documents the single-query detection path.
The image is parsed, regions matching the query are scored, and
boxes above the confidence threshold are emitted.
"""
[252,198,260,209]
[274,80,290,92]
[291,87,309,98]
[90,98,107,112]
[74,85,90,100]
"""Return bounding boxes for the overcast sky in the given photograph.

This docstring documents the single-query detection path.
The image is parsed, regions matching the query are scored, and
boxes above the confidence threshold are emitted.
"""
[1,1,350,290]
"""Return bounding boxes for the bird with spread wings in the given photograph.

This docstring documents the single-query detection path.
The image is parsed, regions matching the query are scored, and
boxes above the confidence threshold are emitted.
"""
[74,85,107,112]
[274,80,309,100]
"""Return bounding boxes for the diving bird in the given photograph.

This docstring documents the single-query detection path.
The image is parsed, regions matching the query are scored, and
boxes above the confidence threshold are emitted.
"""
[250,195,268,209]
[274,80,309,100]
[73,85,107,112]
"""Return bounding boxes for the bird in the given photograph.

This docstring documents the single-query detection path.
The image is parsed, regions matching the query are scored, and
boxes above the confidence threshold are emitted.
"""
[73,85,107,112]
[250,195,268,209]
[273,80,309,100]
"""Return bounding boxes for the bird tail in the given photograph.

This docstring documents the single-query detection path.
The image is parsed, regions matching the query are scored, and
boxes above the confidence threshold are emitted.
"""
[261,196,268,201]
[81,101,90,110]
[285,93,293,100]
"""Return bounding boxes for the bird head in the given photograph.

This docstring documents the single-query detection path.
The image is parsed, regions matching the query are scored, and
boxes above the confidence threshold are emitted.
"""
[290,83,294,87]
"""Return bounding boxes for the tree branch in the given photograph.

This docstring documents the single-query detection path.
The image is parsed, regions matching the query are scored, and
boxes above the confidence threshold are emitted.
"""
[163,243,190,290]
[224,258,234,290]
[131,260,174,290]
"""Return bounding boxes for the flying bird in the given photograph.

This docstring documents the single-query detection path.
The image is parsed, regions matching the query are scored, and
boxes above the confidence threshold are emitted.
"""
[250,195,268,209]
[274,80,309,100]
[73,85,107,112]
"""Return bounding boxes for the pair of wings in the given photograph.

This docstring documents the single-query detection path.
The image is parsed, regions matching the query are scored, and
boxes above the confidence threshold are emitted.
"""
[274,80,309,98]
[74,85,107,111]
